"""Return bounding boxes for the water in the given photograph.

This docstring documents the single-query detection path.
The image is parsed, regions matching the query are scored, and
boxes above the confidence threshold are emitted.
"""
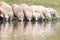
[0,20,60,40]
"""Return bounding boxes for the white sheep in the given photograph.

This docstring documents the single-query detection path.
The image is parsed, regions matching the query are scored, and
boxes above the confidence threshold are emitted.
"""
[20,4,33,21]
[38,6,51,20]
[30,5,41,20]
[0,2,14,20]
[37,6,45,19]
[12,4,24,21]
[47,8,60,19]
[0,7,9,20]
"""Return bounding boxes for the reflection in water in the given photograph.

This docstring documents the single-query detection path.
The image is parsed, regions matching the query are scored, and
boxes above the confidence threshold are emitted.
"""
[1,22,13,37]
[0,21,60,40]
[32,21,55,37]
[24,22,33,35]
[1,21,14,40]
[13,21,24,36]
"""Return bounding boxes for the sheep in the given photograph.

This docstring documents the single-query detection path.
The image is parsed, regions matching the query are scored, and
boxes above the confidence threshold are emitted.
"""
[37,6,45,19]
[20,4,33,21]
[0,7,9,20]
[12,4,24,21]
[0,2,14,20]
[38,6,51,20]
[30,5,41,21]
[47,8,60,19]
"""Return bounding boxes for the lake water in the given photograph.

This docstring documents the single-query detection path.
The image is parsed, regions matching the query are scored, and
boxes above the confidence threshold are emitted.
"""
[0,20,60,40]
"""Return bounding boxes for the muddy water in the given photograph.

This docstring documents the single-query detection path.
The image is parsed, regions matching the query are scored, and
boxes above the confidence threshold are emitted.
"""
[0,20,60,40]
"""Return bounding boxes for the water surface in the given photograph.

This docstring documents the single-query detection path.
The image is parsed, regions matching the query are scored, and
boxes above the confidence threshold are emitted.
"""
[0,20,60,40]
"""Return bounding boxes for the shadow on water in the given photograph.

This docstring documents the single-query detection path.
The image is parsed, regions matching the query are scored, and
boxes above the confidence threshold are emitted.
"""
[0,19,60,40]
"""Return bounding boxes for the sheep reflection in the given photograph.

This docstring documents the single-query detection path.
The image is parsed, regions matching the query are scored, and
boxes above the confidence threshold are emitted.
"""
[1,21,14,37]
[0,21,60,40]
[24,22,33,35]
[24,21,60,37]
[32,22,51,37]
[13,21,24,37]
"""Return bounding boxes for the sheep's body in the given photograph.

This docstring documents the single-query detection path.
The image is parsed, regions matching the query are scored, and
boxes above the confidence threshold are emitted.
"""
[38,6,51,20]
[0,2,14,20]
[47,8,59,19]
[0,7,9,20]
[12,4,24,21]
[37,6,45,19]
[20,4,33,21]
[30,5,41,20]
